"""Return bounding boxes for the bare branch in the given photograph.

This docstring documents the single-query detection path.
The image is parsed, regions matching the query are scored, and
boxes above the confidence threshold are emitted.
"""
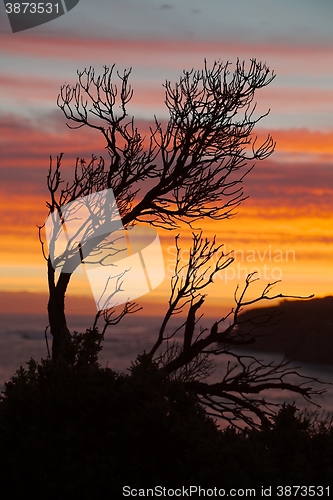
[150,234,326,429]
[149,232,233,356]
[37,223,48,261]
[56,60,276,232]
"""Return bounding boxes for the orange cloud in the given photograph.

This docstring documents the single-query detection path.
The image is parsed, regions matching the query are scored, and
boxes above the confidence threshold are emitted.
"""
[255,128,333,157]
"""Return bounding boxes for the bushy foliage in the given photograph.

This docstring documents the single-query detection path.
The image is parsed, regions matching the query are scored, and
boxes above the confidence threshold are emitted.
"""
[0,344,222,497]
[0,335,332,498]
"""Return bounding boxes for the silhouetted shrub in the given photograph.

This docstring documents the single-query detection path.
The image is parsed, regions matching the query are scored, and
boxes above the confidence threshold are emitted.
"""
[0,344,332,498]
[0,351,223,497]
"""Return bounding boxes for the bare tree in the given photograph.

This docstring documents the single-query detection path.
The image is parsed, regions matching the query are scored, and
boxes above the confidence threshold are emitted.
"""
[148,232,324,429]
[41,59,276,361]
[38,60,328,429]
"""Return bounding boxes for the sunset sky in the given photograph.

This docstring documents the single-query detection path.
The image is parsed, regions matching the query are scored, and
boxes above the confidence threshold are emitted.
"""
[0,0,332,319]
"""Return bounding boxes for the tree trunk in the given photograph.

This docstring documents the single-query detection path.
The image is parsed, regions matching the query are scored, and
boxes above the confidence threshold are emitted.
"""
[47,259,73,362]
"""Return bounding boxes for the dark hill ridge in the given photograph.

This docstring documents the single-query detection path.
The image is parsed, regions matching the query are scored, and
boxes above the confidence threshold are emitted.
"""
[237,296,333,366]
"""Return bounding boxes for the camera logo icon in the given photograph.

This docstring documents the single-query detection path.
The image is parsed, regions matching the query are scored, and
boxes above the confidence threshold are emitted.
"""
[45,188,165,311]
[4,0,80,33]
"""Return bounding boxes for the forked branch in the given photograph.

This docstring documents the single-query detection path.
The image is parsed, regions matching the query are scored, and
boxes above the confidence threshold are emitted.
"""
[151,234,325,429]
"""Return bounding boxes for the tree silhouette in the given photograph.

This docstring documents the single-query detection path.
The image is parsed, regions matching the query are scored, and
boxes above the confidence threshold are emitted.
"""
[42,60,275,358]
[39,60,325,427]
[149,233,323,428]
